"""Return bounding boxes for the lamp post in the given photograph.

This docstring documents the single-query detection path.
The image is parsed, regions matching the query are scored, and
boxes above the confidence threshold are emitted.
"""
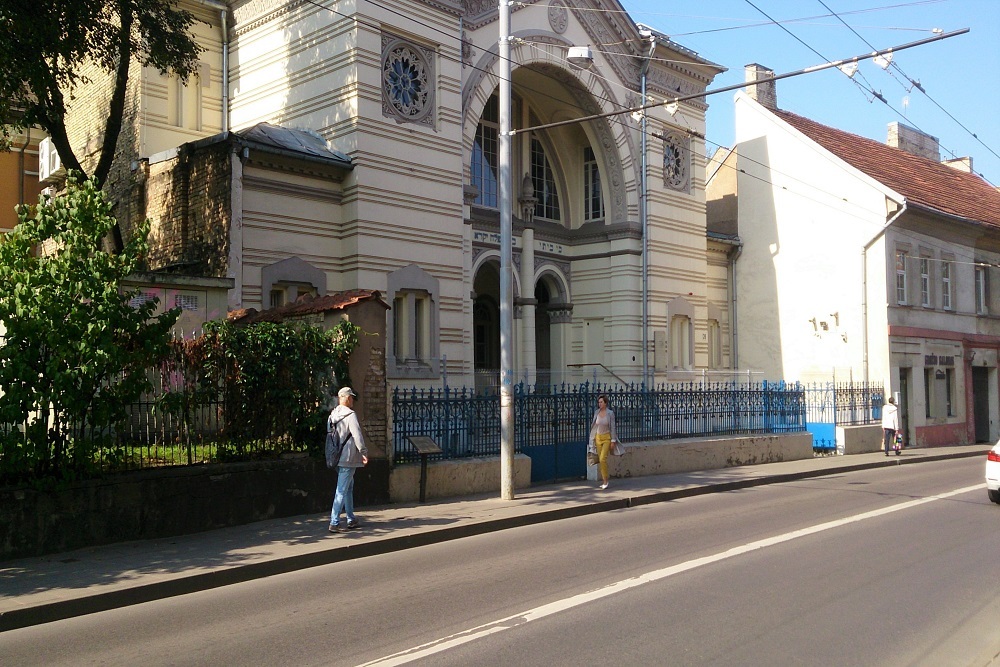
[498,0,514,500]
[496,3,594,499]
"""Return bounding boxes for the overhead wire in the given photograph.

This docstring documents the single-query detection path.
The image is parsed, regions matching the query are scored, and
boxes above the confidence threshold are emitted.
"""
[814,0,1000,174]
[288,0,989,260]
[740,0,994,187]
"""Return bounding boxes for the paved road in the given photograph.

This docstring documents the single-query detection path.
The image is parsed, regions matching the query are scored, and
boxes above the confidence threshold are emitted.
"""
[3,456,998,666]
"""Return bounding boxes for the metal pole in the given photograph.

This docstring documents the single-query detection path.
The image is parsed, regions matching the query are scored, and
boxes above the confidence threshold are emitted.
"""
[498,0,515,500]
[639,35,654,388]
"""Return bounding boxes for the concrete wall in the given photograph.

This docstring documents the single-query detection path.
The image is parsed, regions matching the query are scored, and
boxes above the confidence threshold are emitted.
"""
[837,424,882,454]
[593,433,814,480]
[389,454,532,503]
[0,457,391,561]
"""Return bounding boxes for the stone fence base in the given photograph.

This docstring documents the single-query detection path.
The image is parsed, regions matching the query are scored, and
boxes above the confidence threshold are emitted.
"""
[388,454,532,503]
[837,424,883,454]
[591,433,814,480]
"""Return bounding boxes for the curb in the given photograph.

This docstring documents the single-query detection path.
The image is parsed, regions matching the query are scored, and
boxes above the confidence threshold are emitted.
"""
[0,449,984,633]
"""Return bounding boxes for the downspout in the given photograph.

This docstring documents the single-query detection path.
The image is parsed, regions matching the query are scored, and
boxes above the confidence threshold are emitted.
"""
[862,199,907,383]
[17,131,30,208]
[197,0,228,133]
[639,33,655,386]
[728,241,742,371]
[220,8,229,133]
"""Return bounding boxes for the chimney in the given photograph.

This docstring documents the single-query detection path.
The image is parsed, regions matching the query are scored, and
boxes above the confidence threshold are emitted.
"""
[942,156,973,173]
[744,64,777,110]
[887,122,940,161]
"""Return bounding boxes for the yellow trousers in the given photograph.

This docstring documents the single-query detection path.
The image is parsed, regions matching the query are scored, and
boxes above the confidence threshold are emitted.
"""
[594,432,612,481]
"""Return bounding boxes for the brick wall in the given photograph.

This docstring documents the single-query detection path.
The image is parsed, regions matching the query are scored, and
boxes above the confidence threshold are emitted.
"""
[144,142,233,276]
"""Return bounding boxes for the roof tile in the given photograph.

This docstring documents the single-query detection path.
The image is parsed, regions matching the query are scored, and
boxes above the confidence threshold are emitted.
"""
[773,109,1000,229]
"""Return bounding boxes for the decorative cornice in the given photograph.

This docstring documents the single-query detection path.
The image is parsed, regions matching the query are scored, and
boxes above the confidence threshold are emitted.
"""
[233,0,309,35]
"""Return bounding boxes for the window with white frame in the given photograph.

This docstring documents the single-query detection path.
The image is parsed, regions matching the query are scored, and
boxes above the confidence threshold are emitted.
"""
[941,260,952,310]
[920,257,930,307]
[583,146,603,221]
[670,315,692,369]
[471,95,499,208]
[975,264,988,314]
[895,250,908,305]
[707,319,722,369]
[388,264,440,379]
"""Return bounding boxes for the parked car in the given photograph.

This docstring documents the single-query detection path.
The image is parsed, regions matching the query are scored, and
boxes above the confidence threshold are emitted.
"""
[986,441,1000,504]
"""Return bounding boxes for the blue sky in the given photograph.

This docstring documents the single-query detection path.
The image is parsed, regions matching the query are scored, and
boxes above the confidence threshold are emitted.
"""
[618,0,1000,184]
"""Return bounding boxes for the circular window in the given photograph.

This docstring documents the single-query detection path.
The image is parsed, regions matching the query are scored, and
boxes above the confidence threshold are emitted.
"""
[662,134,689,191]
[383,42,432,123]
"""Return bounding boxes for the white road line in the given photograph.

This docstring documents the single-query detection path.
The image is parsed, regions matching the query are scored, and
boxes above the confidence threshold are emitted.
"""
[358,484,982,667]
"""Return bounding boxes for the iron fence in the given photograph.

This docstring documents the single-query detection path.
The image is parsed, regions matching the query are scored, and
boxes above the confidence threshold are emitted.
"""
[392,380,807,464]
[802,381,884,450]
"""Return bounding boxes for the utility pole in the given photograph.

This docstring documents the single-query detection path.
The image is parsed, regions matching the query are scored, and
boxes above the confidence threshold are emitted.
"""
[498,0,515,500]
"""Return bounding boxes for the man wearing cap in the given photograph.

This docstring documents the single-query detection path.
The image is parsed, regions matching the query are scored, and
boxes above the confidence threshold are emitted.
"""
[328,386,368,533]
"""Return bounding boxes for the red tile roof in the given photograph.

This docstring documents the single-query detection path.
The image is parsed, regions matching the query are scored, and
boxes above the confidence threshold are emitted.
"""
[229,289,388,324]
[772,108,1000,229]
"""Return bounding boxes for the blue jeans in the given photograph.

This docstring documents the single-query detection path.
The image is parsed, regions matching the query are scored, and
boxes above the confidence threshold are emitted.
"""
[330,466,357,525]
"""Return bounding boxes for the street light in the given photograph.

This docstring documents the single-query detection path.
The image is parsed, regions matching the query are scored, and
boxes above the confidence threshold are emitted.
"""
[497,2,599,499]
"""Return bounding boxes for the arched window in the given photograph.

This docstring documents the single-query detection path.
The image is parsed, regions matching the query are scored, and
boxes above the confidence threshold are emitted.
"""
[531,137,560,221]
[583,146,603,221]
[471,95,499,208]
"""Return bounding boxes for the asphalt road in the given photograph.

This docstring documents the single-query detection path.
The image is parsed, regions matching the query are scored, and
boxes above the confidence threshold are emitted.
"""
[3,457,999,666]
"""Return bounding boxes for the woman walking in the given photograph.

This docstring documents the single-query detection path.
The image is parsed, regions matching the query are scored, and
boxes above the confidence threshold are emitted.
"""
[588,394,620,489]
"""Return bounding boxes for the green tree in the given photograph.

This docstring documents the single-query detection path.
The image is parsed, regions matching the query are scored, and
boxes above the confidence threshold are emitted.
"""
[0,0,202,186]
[0,175,179,480]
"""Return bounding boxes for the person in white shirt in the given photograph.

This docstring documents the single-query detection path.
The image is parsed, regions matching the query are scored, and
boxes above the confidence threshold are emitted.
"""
[881,396,899,456]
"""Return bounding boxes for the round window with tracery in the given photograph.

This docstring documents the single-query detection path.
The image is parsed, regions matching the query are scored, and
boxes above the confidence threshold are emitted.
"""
[662,133,690,191]
[382,42,433,124]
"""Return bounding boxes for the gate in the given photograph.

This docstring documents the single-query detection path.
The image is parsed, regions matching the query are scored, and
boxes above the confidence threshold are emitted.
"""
[517,388,589,483]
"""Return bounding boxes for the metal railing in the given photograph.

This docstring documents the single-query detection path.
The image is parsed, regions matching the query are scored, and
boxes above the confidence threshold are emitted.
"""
[802,381,884,451]
[392,380,807,464]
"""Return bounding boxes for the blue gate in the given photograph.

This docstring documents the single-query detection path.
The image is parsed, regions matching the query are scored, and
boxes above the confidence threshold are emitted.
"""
[803,382,884,451]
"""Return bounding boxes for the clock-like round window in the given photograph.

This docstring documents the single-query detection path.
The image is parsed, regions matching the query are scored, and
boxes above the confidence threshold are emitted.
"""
[382,42,432,124]
[662,134,690,191]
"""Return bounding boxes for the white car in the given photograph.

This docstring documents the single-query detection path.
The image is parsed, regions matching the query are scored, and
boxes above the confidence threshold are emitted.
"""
[987,441,1000,504]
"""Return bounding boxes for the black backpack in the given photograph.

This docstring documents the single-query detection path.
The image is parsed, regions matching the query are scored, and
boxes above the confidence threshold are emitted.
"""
[325,414,354,468]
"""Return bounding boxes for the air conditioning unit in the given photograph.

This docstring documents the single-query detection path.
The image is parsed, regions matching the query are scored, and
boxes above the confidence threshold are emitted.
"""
[38,136,65,184]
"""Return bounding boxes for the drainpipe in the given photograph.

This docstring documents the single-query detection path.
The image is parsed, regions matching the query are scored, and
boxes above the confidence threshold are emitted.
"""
[862,200,907,384]
[198,0,229,133]
[639,32,656,386]
[17,130,30,209]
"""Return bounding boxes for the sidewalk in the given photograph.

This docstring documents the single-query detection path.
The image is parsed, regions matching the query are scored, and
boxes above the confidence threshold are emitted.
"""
[0,444,987,632]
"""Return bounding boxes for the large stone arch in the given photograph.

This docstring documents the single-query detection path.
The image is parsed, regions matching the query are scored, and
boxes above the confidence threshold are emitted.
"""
[462,34,634,224]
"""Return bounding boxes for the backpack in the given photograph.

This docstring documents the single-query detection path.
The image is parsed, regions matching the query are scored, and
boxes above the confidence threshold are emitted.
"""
[325,414,354,468]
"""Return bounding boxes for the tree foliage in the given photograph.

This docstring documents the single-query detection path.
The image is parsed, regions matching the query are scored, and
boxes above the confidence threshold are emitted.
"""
[0,175,179,480]
[160,318,360,459]
[0,0,202,186]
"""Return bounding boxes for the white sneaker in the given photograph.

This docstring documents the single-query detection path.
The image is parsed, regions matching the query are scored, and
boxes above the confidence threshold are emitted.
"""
[600,483,608,490]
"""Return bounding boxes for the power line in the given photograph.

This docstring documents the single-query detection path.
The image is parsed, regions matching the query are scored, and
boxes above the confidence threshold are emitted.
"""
[814,0,1000,170]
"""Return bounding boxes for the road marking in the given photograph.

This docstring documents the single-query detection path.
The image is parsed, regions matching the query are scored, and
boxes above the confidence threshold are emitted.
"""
[358,484,982,666]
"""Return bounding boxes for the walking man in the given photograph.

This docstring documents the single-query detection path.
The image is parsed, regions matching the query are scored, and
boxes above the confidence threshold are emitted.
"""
[329,386,368,533]
[881,396,899,457]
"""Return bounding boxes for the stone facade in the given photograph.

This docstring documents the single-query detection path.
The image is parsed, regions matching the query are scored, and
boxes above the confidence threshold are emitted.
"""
[50,0,729,393]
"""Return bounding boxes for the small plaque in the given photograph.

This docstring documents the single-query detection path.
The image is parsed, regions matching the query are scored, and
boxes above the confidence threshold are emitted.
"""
[407,436,442,455]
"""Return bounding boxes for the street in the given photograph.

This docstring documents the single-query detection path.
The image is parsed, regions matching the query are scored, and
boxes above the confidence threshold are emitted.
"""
[3,457,999,666]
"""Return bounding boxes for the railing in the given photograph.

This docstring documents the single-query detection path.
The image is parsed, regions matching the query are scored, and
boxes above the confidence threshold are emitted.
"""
[802,381,884,451]
[392,380,807,464]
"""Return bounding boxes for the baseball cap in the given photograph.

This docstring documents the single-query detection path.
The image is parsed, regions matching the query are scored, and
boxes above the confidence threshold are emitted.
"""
[338,386,358,399]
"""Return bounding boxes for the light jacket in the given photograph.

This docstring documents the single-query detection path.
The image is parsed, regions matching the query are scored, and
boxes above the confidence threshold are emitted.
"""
[588,407,619,449]
[881,403,899,431]
[329,405,368,468]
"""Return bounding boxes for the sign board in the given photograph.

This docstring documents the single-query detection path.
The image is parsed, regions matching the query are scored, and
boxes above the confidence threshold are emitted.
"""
[407,436,442,455]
